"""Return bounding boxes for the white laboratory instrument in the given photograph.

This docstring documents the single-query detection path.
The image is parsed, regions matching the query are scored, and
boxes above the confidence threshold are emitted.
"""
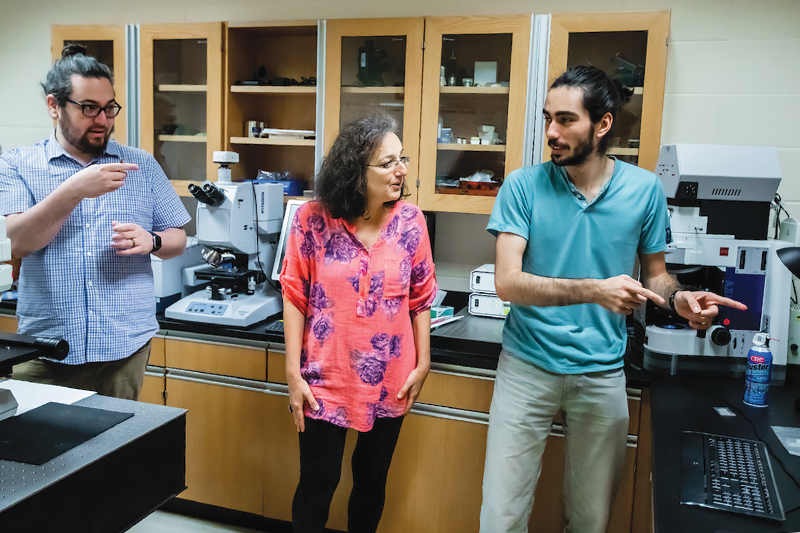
[639,145,791,382]
[0,216,12,292]
[165,152,284,327]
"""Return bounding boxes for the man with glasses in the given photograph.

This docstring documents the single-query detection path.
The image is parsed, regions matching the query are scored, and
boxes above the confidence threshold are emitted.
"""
[0,44,190,400]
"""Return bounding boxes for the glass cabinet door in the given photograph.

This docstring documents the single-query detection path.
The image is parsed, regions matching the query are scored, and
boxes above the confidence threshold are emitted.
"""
[51,25,127,144]
[548,12,670,172]
[418,16,531,214]
[141,24,223,197]
[325,18,424,203]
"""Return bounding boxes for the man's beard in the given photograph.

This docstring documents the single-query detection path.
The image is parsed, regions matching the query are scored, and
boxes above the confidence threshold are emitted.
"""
[59,113,112,158]
[549,127,596,167]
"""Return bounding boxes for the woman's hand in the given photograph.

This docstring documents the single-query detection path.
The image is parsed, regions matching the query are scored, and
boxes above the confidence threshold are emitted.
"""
[397,365,430,416]
[288,375,319,433]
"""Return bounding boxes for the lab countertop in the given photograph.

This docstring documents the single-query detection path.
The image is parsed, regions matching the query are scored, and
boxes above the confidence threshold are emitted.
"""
[650,374,800,532]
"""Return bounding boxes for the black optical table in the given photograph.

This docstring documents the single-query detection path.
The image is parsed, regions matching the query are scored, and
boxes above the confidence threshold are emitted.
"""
[0,388,186,532]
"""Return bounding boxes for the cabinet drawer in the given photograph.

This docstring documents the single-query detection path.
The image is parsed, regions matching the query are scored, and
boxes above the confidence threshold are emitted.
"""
[0,315,17,333]
[150,335,166,367]
[267,350,287,384]
[165,338,266,381]
[417,370,495,413]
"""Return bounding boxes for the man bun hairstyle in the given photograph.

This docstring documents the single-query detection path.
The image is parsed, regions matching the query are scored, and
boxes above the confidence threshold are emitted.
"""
[315,112,407,220]
[42,44,114,106]
[551,65,634,154]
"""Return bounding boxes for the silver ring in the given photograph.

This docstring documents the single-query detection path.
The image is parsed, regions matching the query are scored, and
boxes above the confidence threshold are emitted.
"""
[288,405,293,413]
[131,238,136,248]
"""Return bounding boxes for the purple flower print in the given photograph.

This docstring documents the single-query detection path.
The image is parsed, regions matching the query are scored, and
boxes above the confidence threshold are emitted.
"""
[399,255,412,290]
[360,258,369,275]
[324,232,360,265]
[411,260,431,285]
[309,283,334,310]
[397,227,422,255]
[308,213,326,233]
[301,361,324,386]
[300,230,317,259]
[380,296,404,322]
[389,335,402,359]
[314,399,350,427]
[347,275,360,292]
[301,278,310,299]
[380,386,389,401]
[357,298,378,318]
[311,313,334,344]
[352,350,388,385]
[371,333,391,352]
[369,272,384,296]
[366,401,397,426]
[401,204,417,220]
[382,215,400,239]
[290,211,303,234]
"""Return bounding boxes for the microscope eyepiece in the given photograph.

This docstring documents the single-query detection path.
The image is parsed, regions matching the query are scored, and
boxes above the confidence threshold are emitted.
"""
[201,182,226,206]
[189,183,213,204]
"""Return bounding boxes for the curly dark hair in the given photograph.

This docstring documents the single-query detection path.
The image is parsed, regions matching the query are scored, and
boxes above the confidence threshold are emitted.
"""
[42,44,114,107]
[550,65,633,154]
[315,113,409,220]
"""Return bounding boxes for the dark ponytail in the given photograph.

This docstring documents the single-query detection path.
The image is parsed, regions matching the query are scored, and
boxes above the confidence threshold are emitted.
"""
[551,65,632,154]
[42,44,114,106]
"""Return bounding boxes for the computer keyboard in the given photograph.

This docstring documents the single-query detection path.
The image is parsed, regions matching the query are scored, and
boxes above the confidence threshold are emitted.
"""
[264,319,284,334]
[681,431,785,521]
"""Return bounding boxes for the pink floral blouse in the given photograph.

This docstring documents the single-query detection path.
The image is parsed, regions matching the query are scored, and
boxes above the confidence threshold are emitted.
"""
[280,200,437,432]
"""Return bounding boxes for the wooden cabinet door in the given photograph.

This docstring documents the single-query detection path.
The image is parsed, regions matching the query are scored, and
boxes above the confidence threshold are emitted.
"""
[0,315,17,333]
[324,18,425,204]
[139,369,165,405]
[417,15,531,214]
[166,374,266,514]
[51,25,128,145]
[140,23,224,197]
[548,12,670,172]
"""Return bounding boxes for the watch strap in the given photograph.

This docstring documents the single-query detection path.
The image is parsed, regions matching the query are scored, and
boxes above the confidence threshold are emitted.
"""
[148,230,162,253]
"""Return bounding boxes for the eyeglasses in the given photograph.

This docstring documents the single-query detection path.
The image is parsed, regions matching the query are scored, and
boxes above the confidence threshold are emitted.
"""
[65,98,122,118]
[367,156,410,171]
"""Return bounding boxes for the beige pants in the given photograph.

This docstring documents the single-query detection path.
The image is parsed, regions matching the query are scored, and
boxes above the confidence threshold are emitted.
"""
[12,340,152,401]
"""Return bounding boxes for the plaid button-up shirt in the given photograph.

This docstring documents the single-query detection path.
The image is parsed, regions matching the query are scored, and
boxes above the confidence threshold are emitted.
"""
[0,133,191,364]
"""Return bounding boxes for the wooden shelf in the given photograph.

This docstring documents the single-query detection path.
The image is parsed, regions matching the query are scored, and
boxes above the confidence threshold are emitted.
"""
[440,86,510,94]
[340,86,404,94]
[438,143,506,152]
[230,136,315,147]
[608,147,640,156]
[157,84,207,92]
[158,134,207,143]
[230,86,316,94]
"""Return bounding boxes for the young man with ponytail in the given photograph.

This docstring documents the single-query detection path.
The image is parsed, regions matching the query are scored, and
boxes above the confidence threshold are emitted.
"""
[479,66,745,532]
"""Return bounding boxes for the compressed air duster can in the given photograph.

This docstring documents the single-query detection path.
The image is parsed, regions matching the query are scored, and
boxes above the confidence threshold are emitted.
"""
[744,333,772,407]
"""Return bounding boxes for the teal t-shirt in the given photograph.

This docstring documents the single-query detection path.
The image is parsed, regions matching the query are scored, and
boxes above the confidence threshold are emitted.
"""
[487,159,669,374]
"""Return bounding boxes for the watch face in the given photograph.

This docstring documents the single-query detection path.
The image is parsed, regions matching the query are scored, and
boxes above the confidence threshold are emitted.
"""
[151,231,162,251]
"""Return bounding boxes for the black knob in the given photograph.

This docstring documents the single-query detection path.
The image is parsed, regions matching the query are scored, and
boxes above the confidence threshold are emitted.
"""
[710,327,732,346]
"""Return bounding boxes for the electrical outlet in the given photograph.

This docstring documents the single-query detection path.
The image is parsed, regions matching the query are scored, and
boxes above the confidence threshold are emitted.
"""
[729,330,755,358]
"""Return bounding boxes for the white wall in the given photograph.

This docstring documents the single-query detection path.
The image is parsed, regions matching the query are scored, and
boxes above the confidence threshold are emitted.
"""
[1,0,799,291]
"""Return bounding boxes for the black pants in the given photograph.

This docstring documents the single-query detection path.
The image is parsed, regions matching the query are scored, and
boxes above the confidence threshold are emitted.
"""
[292,415,404,533]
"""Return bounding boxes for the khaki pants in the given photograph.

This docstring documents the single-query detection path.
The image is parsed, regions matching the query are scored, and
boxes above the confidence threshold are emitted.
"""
[12,340,152,401]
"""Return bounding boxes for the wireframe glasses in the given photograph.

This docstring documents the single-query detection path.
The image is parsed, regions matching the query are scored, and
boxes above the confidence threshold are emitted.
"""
[65,98,123,118]
[367,156,411,171]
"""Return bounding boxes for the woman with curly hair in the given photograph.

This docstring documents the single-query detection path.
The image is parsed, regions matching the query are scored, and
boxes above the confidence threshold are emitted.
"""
[280,113,437,533]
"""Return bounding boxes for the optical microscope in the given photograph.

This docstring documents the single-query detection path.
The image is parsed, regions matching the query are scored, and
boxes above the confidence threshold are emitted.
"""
[165,152,284,327]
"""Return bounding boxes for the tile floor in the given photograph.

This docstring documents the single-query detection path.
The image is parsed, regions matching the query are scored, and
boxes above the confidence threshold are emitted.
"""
[129,511,265,533]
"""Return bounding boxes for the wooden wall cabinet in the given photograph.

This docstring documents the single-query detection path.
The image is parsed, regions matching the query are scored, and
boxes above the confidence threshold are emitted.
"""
[547,11,670,172]
[324,18,425,204]
[418,15,532,214]
[225,21,320,189]
[140,23,224,197]
[51,25,128,145]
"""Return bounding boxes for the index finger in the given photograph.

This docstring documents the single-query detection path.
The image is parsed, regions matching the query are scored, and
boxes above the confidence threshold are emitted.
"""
[631,286,665,305]
[702,294,748,311]
[103,163,139,172]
